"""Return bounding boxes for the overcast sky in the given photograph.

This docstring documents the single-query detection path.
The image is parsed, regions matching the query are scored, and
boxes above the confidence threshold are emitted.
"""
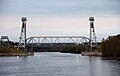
[0,0,120,41]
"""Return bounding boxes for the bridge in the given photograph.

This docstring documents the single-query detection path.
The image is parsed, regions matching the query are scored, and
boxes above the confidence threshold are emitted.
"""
[26,36,90,45]
[18,17,97,53]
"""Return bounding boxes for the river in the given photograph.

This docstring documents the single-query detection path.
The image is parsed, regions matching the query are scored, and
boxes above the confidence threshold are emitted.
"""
[0,52,120,76]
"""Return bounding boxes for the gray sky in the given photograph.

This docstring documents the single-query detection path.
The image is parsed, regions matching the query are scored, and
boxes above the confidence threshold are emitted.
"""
[0,0,120,41]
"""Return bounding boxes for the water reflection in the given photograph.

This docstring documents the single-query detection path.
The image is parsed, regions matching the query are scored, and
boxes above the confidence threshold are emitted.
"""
[0,52,120,76]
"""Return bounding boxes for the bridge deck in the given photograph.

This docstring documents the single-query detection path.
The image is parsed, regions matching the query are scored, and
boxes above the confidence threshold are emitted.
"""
[27,36,90,39]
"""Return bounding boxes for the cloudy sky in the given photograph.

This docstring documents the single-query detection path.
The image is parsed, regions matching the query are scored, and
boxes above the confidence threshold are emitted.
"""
[0,0,120,41]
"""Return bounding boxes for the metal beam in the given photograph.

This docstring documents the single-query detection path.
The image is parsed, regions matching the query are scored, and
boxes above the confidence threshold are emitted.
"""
[26,36,90,47]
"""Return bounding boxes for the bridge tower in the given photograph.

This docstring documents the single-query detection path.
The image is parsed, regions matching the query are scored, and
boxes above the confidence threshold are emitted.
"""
[18,17,27,50]
[89,17,97,51]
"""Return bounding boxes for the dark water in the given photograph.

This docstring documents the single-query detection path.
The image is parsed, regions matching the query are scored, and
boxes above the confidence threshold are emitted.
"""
[0,52,120,76]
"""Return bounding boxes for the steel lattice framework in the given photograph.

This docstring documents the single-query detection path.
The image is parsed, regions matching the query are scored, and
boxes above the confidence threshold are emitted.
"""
[18,17,27,50]
[26,36,90,47]
[18,17,98,52]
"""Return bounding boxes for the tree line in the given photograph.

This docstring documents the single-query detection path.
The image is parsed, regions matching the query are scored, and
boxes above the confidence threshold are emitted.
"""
[101,34,120,58]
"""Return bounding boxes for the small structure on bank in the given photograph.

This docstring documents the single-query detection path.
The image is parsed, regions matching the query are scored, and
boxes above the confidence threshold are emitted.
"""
[0,36,10,47]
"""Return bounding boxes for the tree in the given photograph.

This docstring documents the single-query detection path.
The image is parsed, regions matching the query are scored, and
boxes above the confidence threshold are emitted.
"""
[101,34,120,58]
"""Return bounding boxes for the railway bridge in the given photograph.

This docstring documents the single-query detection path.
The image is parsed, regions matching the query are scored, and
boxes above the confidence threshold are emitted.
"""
[18,17,97,53]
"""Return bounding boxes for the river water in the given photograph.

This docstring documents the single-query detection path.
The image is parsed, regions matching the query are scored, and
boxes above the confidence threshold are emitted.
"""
[0,52,120,76]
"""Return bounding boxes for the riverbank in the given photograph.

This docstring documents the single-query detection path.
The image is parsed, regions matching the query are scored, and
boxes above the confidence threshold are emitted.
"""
[0,52,34,57]
[81,52,102,56]
[81,52,120,61]
[0,53,28,57]
[0,47,34,57]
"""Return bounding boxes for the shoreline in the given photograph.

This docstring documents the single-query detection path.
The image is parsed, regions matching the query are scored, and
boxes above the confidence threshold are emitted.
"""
[0,52,120,61]
[0,52,34,57]
[81,52,102,56]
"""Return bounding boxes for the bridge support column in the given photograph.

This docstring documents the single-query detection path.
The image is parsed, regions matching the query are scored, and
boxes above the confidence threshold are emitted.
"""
[18,17,27,51]
[30,47,34,54]
[89,17,97,52]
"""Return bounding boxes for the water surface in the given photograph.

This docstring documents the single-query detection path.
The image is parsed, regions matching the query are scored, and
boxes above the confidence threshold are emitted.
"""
[0,52,120,76]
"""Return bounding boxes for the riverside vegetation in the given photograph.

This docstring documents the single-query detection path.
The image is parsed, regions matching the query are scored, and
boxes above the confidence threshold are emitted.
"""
[101,34,120,58]
[0,41,27,56]
[0,47,27,56]
[0,34,120,58]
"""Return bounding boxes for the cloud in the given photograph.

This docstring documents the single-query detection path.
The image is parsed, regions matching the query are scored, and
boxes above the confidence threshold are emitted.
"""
[0,0,120,41]
[0,0,120,16]
[0,15,120,41]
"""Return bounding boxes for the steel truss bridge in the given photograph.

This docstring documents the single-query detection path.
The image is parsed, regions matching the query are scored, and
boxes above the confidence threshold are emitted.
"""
[18,17,97,52]
[26,36,90,47]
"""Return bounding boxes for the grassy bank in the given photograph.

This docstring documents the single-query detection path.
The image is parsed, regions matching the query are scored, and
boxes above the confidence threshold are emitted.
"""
[0,47,28,56]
